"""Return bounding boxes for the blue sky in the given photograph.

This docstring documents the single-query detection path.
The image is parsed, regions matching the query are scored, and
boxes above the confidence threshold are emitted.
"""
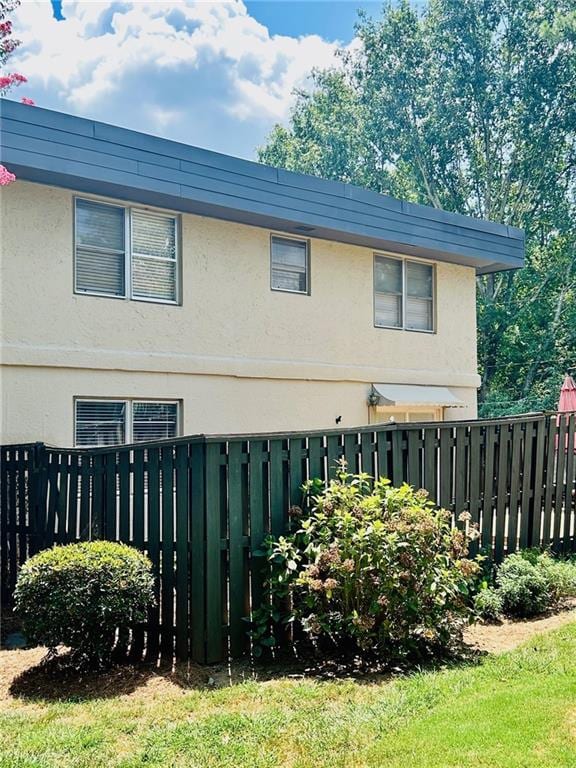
[8,1,384,159]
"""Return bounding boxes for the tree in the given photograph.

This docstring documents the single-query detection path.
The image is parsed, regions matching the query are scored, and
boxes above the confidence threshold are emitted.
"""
[259,0,576,415]
[0,0,33,186]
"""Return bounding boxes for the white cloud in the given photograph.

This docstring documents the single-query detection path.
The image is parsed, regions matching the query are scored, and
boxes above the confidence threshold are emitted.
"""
[7,1,345,158]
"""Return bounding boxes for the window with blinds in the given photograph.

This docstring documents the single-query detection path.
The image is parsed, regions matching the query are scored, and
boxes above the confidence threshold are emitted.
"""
[75,199,178,304]
[271,236,309,294]
[374,254,434,332]
[75,399,180,446]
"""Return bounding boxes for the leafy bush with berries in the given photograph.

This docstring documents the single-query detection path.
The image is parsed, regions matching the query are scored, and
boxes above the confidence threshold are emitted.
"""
[251,465,480,661]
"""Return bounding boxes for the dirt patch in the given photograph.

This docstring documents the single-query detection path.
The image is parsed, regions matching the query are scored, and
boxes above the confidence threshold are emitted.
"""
[0,647,213,704]
[464,599,576,654]
[1,606,575,705]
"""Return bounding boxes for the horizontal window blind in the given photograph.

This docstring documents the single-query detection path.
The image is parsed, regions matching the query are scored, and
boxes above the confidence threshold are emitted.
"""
[132,402,178,442]
[374,254,434,331]
[75,399,180,446]
[374,255,403,328]
[75,199,178,303]
[271,236,308,293]
[131,211,177,302]
[406,296,433,330]
[75,200,125,296]
[75,400,126,447]
[375,291,402,328]
[406,261,433,331]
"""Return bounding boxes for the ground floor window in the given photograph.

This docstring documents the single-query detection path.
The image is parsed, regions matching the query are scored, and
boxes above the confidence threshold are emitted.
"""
[370,407,444,424]
[75,399,180,446]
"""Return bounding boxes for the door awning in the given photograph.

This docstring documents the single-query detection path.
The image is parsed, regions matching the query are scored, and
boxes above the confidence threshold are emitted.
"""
[371,384,465,407]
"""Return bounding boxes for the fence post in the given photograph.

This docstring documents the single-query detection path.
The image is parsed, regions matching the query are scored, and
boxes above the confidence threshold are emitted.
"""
[28,442,47,556]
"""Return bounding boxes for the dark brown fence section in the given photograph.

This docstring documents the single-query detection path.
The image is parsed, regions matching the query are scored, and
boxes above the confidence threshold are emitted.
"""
[1,412,575,663]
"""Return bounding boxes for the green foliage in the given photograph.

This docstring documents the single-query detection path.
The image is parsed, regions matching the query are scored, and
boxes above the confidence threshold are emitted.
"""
[476,550,576,618]
[472,585,503,622]
[14,541,155,666]
[251,465,480,660]
[527,551,576,602]
[259,0,576,412]
[495,553,552,617]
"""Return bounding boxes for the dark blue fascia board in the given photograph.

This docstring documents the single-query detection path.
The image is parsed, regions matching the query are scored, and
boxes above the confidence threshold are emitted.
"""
[0,100,525,273]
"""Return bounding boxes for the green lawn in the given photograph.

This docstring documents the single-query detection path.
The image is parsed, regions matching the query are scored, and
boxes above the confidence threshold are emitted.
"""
[1,623,576,768]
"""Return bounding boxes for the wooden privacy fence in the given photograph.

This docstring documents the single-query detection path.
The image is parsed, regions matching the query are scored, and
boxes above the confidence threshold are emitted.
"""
[1,411,575,663]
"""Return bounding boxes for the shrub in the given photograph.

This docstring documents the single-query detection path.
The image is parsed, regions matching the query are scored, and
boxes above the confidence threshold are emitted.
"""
[473,586,503,622]
[252,466,480,661]
[529,552,576,602]
[495,554,551,617]
[14,541,155,666]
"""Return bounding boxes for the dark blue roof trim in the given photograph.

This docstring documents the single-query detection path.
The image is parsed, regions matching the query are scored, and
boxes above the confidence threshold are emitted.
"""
[0,99,524,273]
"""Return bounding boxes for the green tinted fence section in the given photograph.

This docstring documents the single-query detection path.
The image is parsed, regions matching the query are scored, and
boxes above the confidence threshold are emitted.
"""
[1,413,575,663]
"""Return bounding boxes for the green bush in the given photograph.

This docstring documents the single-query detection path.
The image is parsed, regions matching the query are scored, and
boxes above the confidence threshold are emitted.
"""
[473,586,503,622]
[14,541,155,666]
[252,466,480,661]
[526,551,576,602]
[495,554,551,617]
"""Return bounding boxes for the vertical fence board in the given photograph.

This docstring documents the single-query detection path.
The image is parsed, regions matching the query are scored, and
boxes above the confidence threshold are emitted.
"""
[553,416,568,552]
[439,428,452,511]
[360,431,372,478]
[481,426,497,557]
[506,422,523,553]
[289,438,304,510]
[530,418,547,548]
[146,447,161,662]
[248,439,266,649]
[518,421,535,550]
[205,442,223,664]
[118,451,130,543]
[423,427,437,504]
[542,416,557,547]
[175,443,189,661]
[104,452,117,541]
[326,434,341,479]
[454,427,467,523]
[564,415,576,553]
[467,426,481,557]
[494,424,510,561]
[228,441,247,657]
[308,436,323,481]
[190,441,206,663]
[130,449,146,661]
[376,431,390,482]
[407,430,421,488]
[269,440,285,537]
[160,446,175,659]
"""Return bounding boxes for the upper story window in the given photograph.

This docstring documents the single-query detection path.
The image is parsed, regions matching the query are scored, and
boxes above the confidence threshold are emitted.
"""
[374,254,435,332]
[75,198,179,304]
[75,398,180,447]
[271,235,309,294]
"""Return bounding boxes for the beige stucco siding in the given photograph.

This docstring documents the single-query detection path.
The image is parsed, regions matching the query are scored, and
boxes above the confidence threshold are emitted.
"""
[1,181,479,445]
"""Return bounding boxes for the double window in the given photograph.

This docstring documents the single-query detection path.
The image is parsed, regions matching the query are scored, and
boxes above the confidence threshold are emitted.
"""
[75,198,179,304]
[75,399,180,447]
[271,235,310,294]
[374,254,434,332]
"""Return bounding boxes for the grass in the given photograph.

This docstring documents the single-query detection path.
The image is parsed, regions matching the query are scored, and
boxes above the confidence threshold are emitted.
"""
[1,623,576,768]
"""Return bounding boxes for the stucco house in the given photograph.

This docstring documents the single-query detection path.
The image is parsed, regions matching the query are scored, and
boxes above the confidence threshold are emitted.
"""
[0,100,524,447]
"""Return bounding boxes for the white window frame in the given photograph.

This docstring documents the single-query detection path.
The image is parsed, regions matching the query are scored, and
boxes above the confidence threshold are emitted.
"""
[74,196,180,305]
[374,253,436,333]
[74,397,182,447]
[270,234,311,295]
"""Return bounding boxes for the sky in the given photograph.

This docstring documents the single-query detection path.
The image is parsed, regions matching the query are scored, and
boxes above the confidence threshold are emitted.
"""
[4,1,383,159]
